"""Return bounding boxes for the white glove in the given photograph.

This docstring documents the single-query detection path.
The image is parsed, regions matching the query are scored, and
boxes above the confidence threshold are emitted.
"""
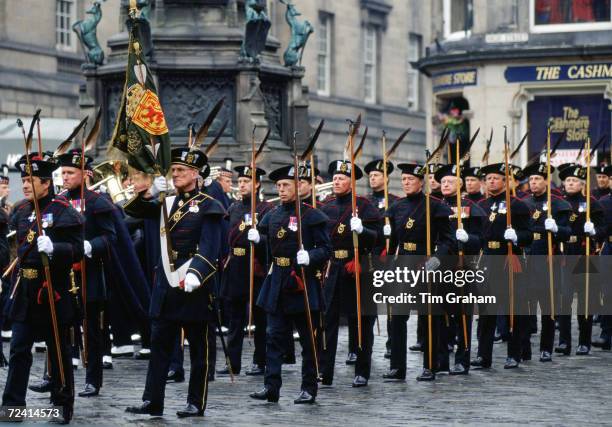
[425,256,440,271]
[150,176,168,197]
[84,240,92,258]
[455,228,469,243]
[383,224,391,237]
[247,228,260,244]
[350,217,363,234]
[184,273,200,293]
[296,249,310,266]
[544,218,558,233]
[584,221,596,236]
[504,228,518,244]
[37,236,54,256]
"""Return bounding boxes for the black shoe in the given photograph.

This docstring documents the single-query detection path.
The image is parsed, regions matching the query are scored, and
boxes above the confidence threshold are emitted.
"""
[470,356,491,369]
[592,336,611,349]
[384,348,391,359]
[382,368,405,381]
[504,357,519,369]
[134,350,151,360]
[49,405,73,424]
[293,390,315,404]
[125,401,162,416]
[320,376,332,386]
[409,343,423,352]
[493,333,502,342]
[176,403,203,418]
[245,364,265,376]
[416,368,435,381]
[102,361,113,370]
[449,363,468,375]
[539,351,552,362]
[0,353,7,368]
[29,377,52,393]
[345,352,357,365]
[351,375,368,387]
[166,370,185,383]
[554,343,571,355]
[576,345,590,355]
[283,354,296,365]
[78,383,99,397]
[216,366,232,375]
[249,387,279,402]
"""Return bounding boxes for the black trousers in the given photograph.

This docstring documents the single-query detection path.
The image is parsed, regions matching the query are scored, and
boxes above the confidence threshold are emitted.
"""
[142,318,210,413]
[2,320,74,409]
[226,298,266,373]
[85,301,105,389]
[168,322,217,376]
[389,314,409,375]
[420,314,441,370]
[477,314,527,363]
[264,309,318,396]
[452,313,472,369]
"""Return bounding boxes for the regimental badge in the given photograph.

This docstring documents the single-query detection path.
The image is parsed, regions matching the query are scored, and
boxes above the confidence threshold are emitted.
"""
[173,211,182,222]
[288,216,298,232]
[239,221,246,231]
[340,163,348,173]
[578,202,586,213]
[405,218,415,229]
[186,153,195,165]
[533,210,541,220]
[26,230,36,243]
[489,212,497,222]
[337,223,346,234]
[277,227,287,239]
[569,213,577,222]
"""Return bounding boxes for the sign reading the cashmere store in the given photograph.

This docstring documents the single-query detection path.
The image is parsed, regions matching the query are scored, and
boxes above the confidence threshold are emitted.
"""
[432,69,478,92]
[505,63,612,83]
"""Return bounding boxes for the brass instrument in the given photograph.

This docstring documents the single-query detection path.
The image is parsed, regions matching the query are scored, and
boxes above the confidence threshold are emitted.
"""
[90,160,135,203]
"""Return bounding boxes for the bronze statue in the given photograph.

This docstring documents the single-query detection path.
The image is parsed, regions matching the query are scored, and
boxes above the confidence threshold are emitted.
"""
[126,0,153,60]
[73,0,105,68]
[280,0,313,67]
[239,0,271,63]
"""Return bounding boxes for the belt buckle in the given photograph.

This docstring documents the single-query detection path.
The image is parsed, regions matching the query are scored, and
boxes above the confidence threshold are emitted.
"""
[569,236,577,243]
[488,241,500,249]
[275,257,290,267]
[22,268,38,279]
[334,250,348,259]
[233,247,246,256]
[403,242,417,251]
[533,232,541,241]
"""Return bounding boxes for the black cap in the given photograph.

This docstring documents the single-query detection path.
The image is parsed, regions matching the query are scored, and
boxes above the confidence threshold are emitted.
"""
[557,162,576,172]
[56,148,94,170]
[397,163,425,178]
[480,163,509,177]
[328,160,363,180]
[559,165,586,181]
[171,147,208,170]
[15,153,58,179]
[233,165,266,179]
[199,163,211,180]
[269,165,300,182]
[427,163,443,175]
[523,162,555,178]
[463,166,481,179]
[364,159,394,175]
[511,165,524,181]
[434,164,462,183]
[299,162,320,181]
[594,164,611,175]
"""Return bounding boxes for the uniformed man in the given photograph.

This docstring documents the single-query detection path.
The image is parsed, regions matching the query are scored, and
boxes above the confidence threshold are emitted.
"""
[0,169,12,213]
[472,162,533,370]
[383,163,453,381]
[364,158,399,360]
[124,146,225,418]
[463,166,483,203]
[1,152,84,424]
[216,167,234,208]
[218,165,272,376]
[249,164,331,403]
[435,164,485,375]
[297,162,320,207]
[593,165,611,200]
[593,182,611,350]
[555,164,605,356]
[522,162,571,362]
[319,160,382,387]
[56,148,117,398]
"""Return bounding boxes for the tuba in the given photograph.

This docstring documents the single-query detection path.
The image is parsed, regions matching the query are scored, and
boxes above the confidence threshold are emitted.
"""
[90,160,135,203]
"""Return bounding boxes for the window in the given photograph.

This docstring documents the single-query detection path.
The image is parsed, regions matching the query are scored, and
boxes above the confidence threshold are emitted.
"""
[56,0,76,51]
[531,0,612,32]
[407,34,421,111]
[364,26,378,104]
[317,14,332,96]
[443,0,473,40]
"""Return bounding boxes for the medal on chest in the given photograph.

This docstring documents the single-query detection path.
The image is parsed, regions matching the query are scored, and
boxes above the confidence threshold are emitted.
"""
[188,200,199,213]
[498,201,507,214]
[378,199,385,209]
[28,212,36,223]
[42,213,53,229]
[70,198,85,212]
[578,202,586,213]
[542,202,548,212]
[489,212,497,222]
[288,216,298,232]
[405,217,415,229]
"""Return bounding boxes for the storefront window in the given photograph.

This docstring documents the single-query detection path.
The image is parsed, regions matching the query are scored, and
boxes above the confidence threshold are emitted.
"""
[532,0,612,32]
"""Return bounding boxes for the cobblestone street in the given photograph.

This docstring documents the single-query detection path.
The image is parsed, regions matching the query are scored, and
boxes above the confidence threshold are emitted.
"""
[1,316,610,426]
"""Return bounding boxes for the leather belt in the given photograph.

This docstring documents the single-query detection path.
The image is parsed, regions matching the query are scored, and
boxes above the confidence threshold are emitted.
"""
[533,232,541,241]
[488,241,501,249]
[21,268,39,279]
[403,242,417,252]
[233,247,246,256]
[333,249,349,260]
[274,257,291,267]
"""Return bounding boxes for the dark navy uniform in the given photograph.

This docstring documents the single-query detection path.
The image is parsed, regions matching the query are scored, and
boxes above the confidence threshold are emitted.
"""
[593,165,611,200]
[250,164,331,402]
[319,160,382,387]
[220,165,273,375]
[522,163,571,360]
[595,192,612,349]
[1,153,84,423]
[125,147,224,417]
[475,163,533,369]
[556,165,605,355]
[384,163,453,380]
[58,148,118,396]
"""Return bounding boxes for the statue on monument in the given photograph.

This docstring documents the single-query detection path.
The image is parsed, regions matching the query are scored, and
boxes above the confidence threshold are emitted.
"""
[239,0,271,63]
[280,0,313,67]
[126,0,154,60]
[72,0,106,69]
